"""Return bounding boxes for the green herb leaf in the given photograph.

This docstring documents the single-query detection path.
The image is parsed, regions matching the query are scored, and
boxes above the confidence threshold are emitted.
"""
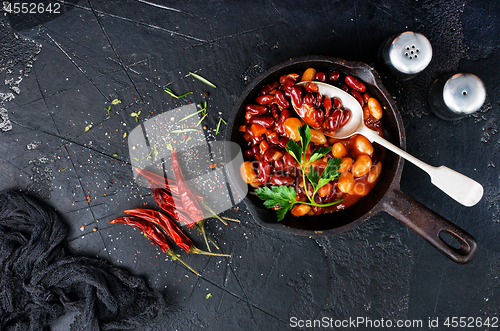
[195,113,207,127]
[215,117,227,135]
[130,111,141,122]
[285,139,302,164]
[317,157,342,189]
[189,72,217,88]
[111,99,121,105]
[179,109,203,122]
[206,293,212,299]
[112,153,118,157]
[133,157,139,161]
[123,132,127,139]
[309,147,331,163]
[166,143,173,151]
[298,125,311,156]
[84,125,91,132]
[164,87,192,99]
[105,105,111,114]
[255,186,296,221]
[306,165,320,191]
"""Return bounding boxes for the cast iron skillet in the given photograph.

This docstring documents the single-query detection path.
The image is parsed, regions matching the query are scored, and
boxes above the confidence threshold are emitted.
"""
[224,56,477,264]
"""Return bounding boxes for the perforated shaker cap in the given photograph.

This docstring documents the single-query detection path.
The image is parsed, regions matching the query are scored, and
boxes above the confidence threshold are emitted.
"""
[443,73,486,115]
[388,32,432,74]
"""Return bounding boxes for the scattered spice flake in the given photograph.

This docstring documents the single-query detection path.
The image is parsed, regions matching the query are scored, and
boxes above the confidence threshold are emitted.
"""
[189,72,217,88]
[208,163,217,169]
[164,87,192,99]
[86,196,91,203]
[61,167,69,171]
[80,225,85,231]
[92,228,97,232]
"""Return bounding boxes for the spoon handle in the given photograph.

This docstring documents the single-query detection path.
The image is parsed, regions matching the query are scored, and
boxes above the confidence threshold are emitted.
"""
[361,127,483,207]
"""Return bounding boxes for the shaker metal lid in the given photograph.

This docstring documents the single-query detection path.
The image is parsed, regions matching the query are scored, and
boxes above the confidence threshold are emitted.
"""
[443,73,486,115]
[388,32,432,74]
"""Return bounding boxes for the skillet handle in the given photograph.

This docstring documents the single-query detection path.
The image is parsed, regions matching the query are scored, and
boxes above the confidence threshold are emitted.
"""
[383,189,478,264]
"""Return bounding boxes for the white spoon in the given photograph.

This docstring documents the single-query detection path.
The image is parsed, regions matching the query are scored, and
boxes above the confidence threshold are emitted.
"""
[293,81,484,207]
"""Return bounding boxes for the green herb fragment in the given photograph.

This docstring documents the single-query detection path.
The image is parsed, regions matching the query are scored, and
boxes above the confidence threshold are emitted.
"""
[216,117,227,135]
[179,109,203,122]
[170,128,201,134]
[195,113,207,127]
[133,157,139,161]
[189,72,217,88]
[112,153,118,157]
[111,99,121,105]
[123,132,127,139]
[185,136,192,142]
[164,87,192,99]
[84,125,91,133]
[130,111,141,122]
[105,105,111,114]
[166,143,173,151]
[206,293,212,299]
[153,144,159,158]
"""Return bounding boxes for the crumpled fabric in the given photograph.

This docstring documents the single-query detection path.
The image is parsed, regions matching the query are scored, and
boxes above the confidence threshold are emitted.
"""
[0,191,165,331]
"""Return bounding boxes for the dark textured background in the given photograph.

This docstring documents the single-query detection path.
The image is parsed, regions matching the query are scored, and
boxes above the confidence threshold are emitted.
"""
[0,0,499,330]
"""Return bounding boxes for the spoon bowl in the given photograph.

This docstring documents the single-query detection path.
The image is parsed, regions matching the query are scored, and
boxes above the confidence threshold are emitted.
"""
[295,81,364,139]
[293,81,483,207]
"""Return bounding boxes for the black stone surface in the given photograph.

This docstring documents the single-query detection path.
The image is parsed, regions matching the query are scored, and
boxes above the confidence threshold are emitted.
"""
[1,0,499,330]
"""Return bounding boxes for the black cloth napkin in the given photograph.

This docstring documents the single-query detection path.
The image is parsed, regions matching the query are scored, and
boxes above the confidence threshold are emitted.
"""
[0,191,165,331]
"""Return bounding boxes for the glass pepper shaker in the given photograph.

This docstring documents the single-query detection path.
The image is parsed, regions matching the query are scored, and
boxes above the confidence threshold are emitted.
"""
[379,31,432,78]
[428,73,486,121]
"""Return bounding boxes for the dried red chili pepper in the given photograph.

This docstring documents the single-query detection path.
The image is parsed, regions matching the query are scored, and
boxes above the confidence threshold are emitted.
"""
[135,167,204,201]
[124,208,230,257]
[110,216,199,275]
[150,185,195,228]
[170,149,205,223]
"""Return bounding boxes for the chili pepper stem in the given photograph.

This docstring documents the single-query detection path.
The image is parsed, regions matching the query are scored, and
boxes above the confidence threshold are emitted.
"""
[206,234,220,250]
[202,202,228,226]
[167,249,200,276]
[189,246,230,257]
[222,216,240,223]
[193,220,212,252]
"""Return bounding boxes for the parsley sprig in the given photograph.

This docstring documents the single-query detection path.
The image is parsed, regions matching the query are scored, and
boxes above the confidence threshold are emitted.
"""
[255,123,343,221]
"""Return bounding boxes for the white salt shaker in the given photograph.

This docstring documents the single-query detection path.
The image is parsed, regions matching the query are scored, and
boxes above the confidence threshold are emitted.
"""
[428,73,486,121]
[379,31,432,78]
